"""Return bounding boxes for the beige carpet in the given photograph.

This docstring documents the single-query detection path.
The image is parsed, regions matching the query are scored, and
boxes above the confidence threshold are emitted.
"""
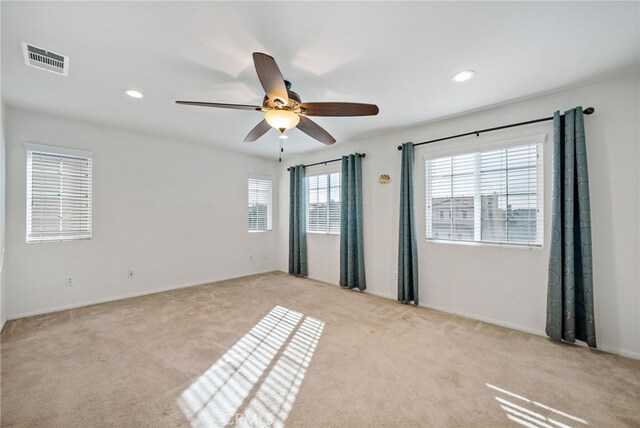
[1,272,639,427]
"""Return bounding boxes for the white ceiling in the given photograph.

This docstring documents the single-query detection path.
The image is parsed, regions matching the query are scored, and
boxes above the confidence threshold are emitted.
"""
[2,2,639,159]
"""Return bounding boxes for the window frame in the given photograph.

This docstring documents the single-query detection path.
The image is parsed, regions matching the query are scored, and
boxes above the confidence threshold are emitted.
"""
[247,175,273,232]
[424,135,545,249]
[25,143,93,243]
[306,170,341,235]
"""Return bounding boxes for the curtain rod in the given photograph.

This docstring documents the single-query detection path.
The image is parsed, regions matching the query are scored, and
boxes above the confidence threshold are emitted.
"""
[286,153,366,171]
[396,107,595,151]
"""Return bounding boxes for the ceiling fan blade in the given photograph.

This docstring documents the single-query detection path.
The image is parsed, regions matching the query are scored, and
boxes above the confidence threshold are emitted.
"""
[252,52,288,103]
[299,102,379,117]
[244,119,271,142]
[296,116,336,145]
[176,101,262,111]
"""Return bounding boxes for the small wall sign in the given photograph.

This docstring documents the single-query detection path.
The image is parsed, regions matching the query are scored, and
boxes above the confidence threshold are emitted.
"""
[378,174,391,184]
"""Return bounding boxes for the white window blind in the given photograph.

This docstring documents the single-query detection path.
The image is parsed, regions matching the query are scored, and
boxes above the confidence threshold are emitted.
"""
[248,177,272,231]
[307,172,341,234]
[426,141,543,246]
[27,149,92,242]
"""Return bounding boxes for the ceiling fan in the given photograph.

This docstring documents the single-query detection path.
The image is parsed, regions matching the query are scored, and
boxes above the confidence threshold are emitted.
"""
[175,52,379,146]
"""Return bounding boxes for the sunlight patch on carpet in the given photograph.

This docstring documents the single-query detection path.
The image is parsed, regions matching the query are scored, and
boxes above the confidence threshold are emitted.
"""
[487,383,588,428]
[240,316,324,427]
[178,306,324,427]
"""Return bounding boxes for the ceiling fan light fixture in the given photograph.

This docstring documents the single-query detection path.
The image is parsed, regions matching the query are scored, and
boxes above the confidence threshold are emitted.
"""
[265,109,300,131]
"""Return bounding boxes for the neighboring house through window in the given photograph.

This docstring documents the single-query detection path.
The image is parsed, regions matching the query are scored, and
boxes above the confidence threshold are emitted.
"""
[425,136,544,246]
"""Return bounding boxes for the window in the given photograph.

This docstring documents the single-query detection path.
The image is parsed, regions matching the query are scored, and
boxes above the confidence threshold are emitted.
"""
[307,172,341,234]
[426,139,543,246]
[248,176,272,231]
[26,146,92,242]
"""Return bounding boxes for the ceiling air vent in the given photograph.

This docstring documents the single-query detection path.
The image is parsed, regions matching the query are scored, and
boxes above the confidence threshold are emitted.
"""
[22,42,69,76]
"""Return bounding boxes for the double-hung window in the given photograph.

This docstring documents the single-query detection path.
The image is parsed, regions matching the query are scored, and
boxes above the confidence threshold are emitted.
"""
[307,172,341,234]
[26,144,93,242]
[248,176,273,231]
[425,136,544,247]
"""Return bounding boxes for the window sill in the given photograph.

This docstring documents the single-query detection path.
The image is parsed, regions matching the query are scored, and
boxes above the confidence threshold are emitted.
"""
[425,239,543,250]
[307,231,341,236]
[27,237,92,243]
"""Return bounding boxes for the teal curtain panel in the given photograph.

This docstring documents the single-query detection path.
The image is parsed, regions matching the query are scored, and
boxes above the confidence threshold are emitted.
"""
[289,165,308,277]
[398,142,419,304]
[546,107,596,348]
[340,153,366,291]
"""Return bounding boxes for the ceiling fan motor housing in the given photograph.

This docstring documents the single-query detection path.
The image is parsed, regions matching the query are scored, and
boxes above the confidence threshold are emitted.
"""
[283,80,301,102]
[263,80,301,110]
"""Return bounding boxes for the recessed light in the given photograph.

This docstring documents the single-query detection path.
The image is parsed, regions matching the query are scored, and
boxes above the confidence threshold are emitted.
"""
[123,89,143,98]
[451,70,476,82]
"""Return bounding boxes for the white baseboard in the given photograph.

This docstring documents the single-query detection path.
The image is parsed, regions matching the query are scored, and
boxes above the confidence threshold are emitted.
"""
[419,303,639,360]
[289,271,639,361]
[596,346,640,360]
[305,275,397,300]
[11,270,639,361]
[420,302,547,337]
[301,273,551,336]
[359,288,398,301]
[7,269,277,320]
[306,275,339,288]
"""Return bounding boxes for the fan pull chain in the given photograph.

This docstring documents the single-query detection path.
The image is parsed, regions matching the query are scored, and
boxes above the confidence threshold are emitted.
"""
[278,133,287,163]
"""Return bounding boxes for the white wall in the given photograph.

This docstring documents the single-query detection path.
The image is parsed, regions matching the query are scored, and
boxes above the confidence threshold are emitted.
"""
[277,73,640,359]
[0,101,6,330]
[5,107,279,318]
[0,1,6,330]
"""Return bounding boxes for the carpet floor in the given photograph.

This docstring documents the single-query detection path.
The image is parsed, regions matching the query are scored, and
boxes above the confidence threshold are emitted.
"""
[1,272,639,427]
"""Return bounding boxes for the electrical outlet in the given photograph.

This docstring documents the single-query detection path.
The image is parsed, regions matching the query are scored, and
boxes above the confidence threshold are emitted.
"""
[128,269,134,278]
[65,276,74,286]
[393,271,398,280]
